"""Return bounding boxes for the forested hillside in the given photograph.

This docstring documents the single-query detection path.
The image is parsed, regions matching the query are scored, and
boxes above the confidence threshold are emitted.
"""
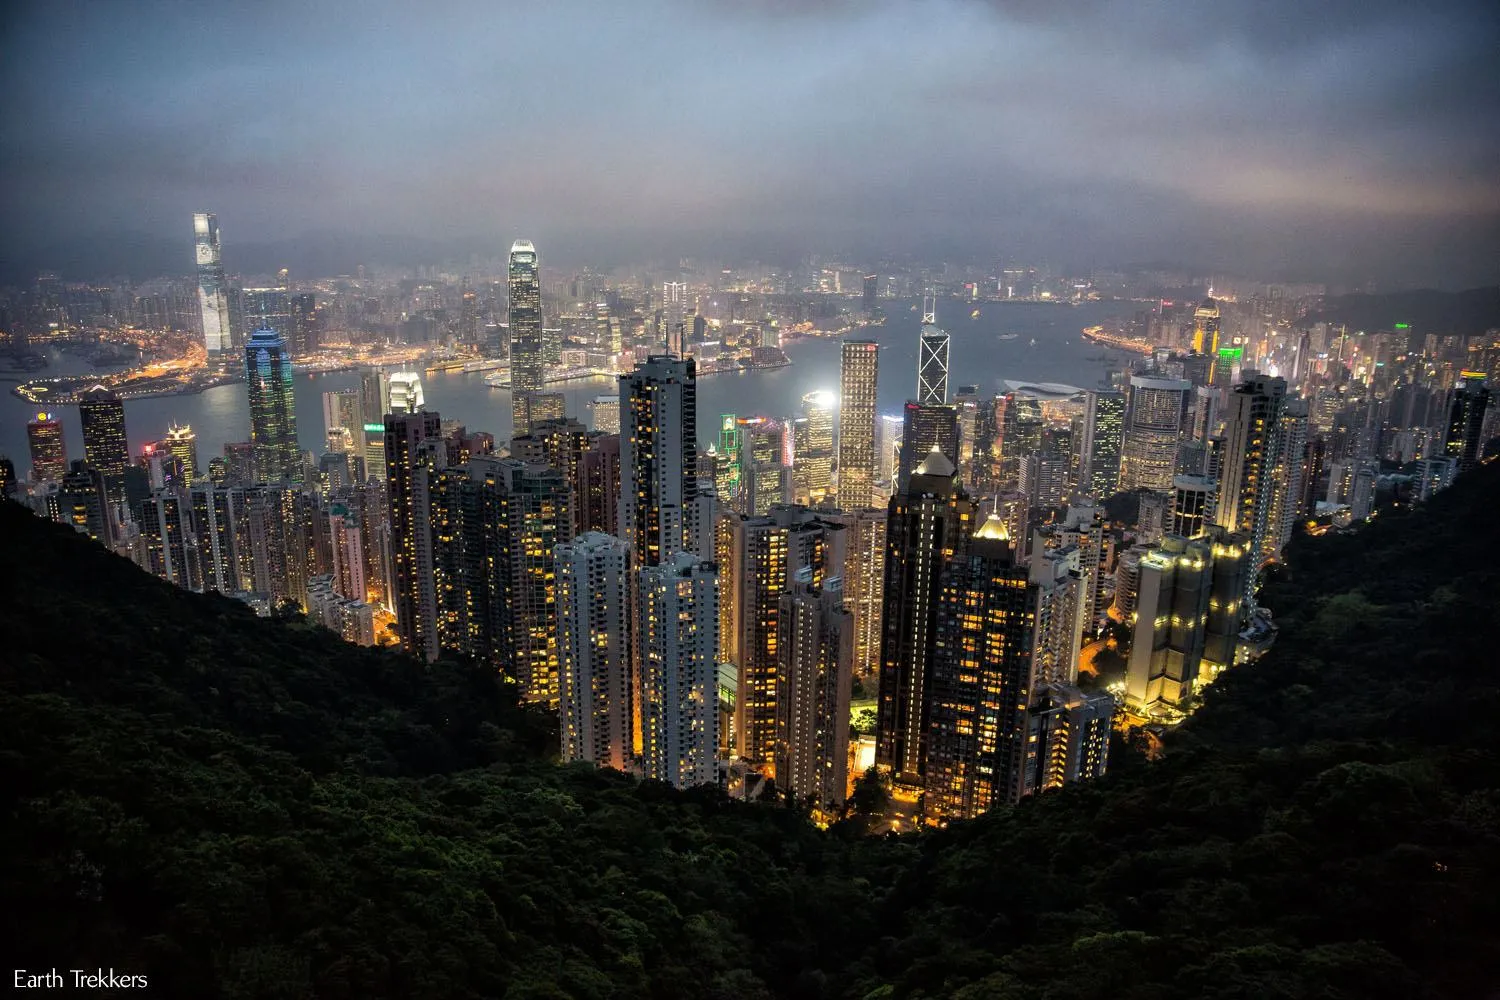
[3,464,1498,999]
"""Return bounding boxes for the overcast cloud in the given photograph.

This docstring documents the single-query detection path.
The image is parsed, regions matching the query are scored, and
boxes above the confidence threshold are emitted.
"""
[1,0,1497,285]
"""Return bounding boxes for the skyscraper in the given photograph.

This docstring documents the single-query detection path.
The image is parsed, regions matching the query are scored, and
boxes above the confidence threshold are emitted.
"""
[897,402,959,491]
[1125,534,1214,712]
[323,388,364,457]
[862,274,878,317]
[555,532,632,770]
[775,577,853,810]
[837,339,880,509]
[635,552,720,789]
[60,460,114,548]
[740,417,790,516]
[508,240,544,433]
[1215,374,1287,594]
[387,372,426,415]
[78,386,129,499]
[26,412,66,482]
[194,212,232,354]
[793,391,836,506]
[917,324,951,405]
[1191,297,1221,371]
[662,281,688,354]
[619,356,698,567]
[1444,372,1490,473]
[244,326,301,483]
[385,410,445,661]
[877,448,976,787]
[163,424,199,483]
[1119,376,1191,493]
[1079,389,1125,498]
[827,508,886,680]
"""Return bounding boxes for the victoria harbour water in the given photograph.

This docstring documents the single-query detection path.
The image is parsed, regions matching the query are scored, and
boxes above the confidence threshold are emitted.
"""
[1,299,1130,473]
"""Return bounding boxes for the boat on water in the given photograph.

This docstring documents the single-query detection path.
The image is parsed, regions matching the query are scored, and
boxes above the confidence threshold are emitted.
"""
[1028,338,1038,347]
[998,333,1019,341]
[970,309,981,319]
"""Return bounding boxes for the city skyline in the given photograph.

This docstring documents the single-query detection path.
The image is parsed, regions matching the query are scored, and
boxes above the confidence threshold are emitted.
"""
[1,1,1497,287]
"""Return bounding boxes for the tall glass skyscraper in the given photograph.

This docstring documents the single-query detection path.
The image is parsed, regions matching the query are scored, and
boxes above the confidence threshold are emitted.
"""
[194,213,232,355]
[508,239,544,432]
[244,326,300,483]
[917,324,951,405]
[26,411,67,482]
[78,385,130,500]
[837,339,879,509]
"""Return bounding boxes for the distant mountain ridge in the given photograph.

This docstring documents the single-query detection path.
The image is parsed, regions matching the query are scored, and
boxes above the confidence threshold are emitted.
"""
[1311,286,1500,338]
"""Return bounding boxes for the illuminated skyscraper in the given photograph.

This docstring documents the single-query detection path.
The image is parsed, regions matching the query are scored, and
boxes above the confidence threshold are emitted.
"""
[26,411,66,482]
[244,326,300,483]
[190,484,251,595]
[78,386,130,499]
[1125,534,1213,712]
[635,552,720,789]
[793,391,836,506]
[827,508,886,680]
[1215,374,1287,594]
[917,324,951,405]
[1444,372,1490,473]
[619,355,698,567]
[877,448,976,787]
[162,424,199,482]
[387,372,426,415]
[1079,389,1125,498]
[61,460,114,548]
[509,240,545,432]
[194,212,232,354]
[837,339,879,509]
[322,388,364,457]
[556,532,632,770]
[740,417,790,515]
[1191,297,1221,368]
[775,577,853,810]
[137,490,200,590]
[862,274,878,316]
[898,402,959,491]
[1120,376,1190,493]
[662,281,688,354]
[385,410,445,661]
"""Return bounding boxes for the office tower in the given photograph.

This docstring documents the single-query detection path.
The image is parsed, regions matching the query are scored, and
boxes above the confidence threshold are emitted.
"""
[1020,453,1069,510]
[1215,374,1287,597]
[191,485,248,594]
[1191,298,1221,372]
[925,514,1035,819]
[996,394,1043,490]
[917,324,951,405]
[137,490,200,590]
[385,410,445,660]
[244,326,300,483]
[288,292,318,356]
[635,552,720,789]
[163,424,199,482]
[509,240,545,432]
[323,389,364,457]
[662,281,687,354]
[1444,373,1490,473]
[827,508,886,680]
[877,449,976,787]
[794,391,836,506]
[1125,534,1214,712]
[60,461,114,547]
[78,386,129,499]
[877,413,904,489]
[1171,474,1214,538]
[26,412,66,482]
[837,340,880,509]
[556,532,632,770]
[721,506,847,770]
[361,369,388,425]
[1079,390,1125,498]
[620,356,698,566]
[387,371,425,415]
[739,417,790,516]
[862,273,878,316]
[1120,376,1191,492]
[897,402,960,492]
[1265,398,1309,560]
[578,434,621,536]
[775,577,853,810]
[193,212,232,354]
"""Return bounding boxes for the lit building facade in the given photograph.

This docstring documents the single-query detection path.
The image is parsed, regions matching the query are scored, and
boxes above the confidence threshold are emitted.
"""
[508,240,545,432]
[1120,376,1191,493]
[194,212,232,354]
[244,326,301,483]
[635,552,720,789]
[26,411,67,483]
[78,386,130,500]
[837,340,880,509]
[1080,389,1125,498]
[555,532,632,770]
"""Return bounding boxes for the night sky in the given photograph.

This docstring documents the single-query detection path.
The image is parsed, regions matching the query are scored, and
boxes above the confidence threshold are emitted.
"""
[2,0,1497,285]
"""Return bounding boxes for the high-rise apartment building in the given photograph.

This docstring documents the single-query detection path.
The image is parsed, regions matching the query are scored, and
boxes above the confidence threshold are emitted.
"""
[635,552,720,789]
[837,339,880,510]
[876,449,975,787]
[1444,373,1490,473]
[827,508,886,680]
[1079,389,1125,498]
[1215,374,1287,597]
[385,410,445,660]
[78,386,130,500]
[1120,376,1191,492]
[1171,474,1214,538]
[137,490,200,590]
[60,461,114,548]
[509,240,545,433]
[775,578,853,810]
[245,326,300,483]
[578,434,621,536]
[190,485,250,595]
[194,212,232,354]
[619,356,698,567]
[26,411,66,482]
[555,532,632,770]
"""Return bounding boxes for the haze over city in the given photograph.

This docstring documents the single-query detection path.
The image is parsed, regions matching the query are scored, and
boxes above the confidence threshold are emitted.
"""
[3,0,1498,285]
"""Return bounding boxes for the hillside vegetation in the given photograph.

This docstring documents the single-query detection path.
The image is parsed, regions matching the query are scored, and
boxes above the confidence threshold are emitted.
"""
[3,466,1498,999]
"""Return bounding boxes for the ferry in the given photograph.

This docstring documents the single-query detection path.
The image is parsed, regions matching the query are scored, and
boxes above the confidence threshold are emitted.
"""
[998,333,1019,341]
